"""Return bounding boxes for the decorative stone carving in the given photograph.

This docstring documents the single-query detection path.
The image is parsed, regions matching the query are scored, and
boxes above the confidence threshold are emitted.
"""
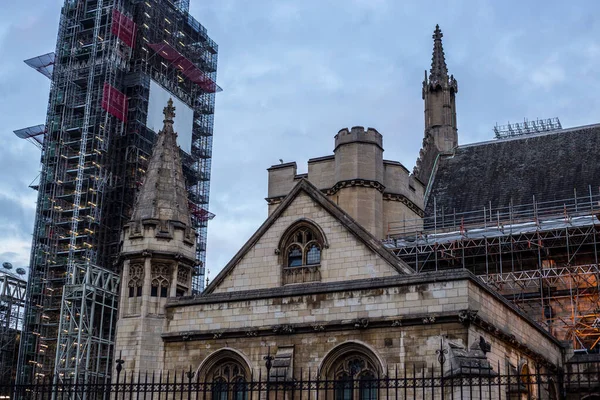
[152,263,170,279]
[354,319,369,329]
[458,309,478,325]
[273,325,295,335]
[128,263,144,286]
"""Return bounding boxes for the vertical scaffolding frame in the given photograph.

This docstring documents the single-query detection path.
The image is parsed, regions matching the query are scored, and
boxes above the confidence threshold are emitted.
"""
[0,272,27,387]
[54,264,119,384]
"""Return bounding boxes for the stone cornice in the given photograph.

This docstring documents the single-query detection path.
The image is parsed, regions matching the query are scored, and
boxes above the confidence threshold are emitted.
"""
[266,179,387,206]
[161,307,559,369]
[162,311,460,342]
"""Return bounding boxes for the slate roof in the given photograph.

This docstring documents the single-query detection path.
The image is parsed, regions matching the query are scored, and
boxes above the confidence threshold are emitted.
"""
[425,123,600,217]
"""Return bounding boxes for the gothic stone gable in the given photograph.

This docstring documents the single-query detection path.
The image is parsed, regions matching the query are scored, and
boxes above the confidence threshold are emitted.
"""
[207,180,413,294]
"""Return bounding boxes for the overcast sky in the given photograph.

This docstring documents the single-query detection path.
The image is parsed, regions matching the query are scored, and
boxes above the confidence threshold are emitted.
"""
[1,0,600,281]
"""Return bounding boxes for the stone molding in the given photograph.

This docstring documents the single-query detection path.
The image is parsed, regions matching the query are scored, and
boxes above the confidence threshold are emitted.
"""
[325,179,385,196]
[162,311,461,342]
[162,307,558,369]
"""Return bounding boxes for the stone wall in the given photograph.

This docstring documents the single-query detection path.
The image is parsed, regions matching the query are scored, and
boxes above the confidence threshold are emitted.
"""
[211,191,398,292]
[163,271,563,376]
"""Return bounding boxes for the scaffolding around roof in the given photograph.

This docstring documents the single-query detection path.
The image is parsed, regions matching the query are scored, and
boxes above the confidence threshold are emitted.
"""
[384,186,600,352]
[493,117,562,139]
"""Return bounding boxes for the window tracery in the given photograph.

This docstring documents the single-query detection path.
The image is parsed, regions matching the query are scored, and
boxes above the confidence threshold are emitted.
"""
[151,263,170,298]
[321,343,382,400]
[279,221,326,285]
[177,265,190,284]
[331,355,378,400]
[199,351,250,400]
[128,263,144,298]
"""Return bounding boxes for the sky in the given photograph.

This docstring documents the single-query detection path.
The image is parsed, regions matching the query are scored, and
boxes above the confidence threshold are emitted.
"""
[1,0,600,282]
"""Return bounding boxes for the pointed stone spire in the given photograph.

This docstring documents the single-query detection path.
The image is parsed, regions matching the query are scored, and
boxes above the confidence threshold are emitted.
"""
[429,24,449,84]
[416,25,459,185]
[130,98,192,226]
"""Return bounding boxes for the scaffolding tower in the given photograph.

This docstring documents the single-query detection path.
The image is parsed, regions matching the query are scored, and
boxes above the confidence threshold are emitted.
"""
[385,186,600,352]
[0,269,27,388]
[54,264,119,384]
[17,0,218,384]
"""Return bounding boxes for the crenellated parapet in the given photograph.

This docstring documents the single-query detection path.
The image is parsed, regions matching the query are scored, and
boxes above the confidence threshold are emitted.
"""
[334,126,383,151]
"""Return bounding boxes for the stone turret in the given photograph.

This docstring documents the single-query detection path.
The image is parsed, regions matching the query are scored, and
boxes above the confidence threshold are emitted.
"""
[415,25,458,185]
[114,99,196,373]
[333,126,384,238]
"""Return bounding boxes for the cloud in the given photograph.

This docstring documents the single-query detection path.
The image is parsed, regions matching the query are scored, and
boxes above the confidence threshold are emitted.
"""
[2,0,600,283]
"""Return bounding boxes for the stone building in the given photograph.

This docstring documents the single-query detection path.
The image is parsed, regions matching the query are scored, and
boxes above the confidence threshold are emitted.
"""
[113,27,599,399]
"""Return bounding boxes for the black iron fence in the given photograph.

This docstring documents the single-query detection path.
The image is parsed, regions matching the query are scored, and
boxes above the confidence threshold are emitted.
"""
[2,361,599,400]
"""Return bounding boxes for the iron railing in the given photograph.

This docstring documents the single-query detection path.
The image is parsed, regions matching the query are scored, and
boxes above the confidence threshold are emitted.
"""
[2,359,599,400]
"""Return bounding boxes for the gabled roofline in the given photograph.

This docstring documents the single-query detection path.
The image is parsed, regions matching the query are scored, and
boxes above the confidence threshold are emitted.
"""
[204,179,414,294]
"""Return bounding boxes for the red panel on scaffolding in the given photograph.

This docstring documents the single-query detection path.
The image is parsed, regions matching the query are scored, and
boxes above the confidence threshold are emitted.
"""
[111,9,136,48]
[102,83,128,122]
[148,42,220,93]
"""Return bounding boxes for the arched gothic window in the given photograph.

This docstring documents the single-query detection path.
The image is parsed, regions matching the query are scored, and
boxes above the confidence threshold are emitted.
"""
[151,263,170,298]
[209,362,247,400]
[128,264,144,298]
[284,227,321,267]
[321,343,382,400]
[279,220,327,285]
[198,350,250,400]
[331,355,378,400]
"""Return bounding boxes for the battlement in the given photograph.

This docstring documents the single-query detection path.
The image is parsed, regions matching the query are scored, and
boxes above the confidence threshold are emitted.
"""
[334,126,383,151]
